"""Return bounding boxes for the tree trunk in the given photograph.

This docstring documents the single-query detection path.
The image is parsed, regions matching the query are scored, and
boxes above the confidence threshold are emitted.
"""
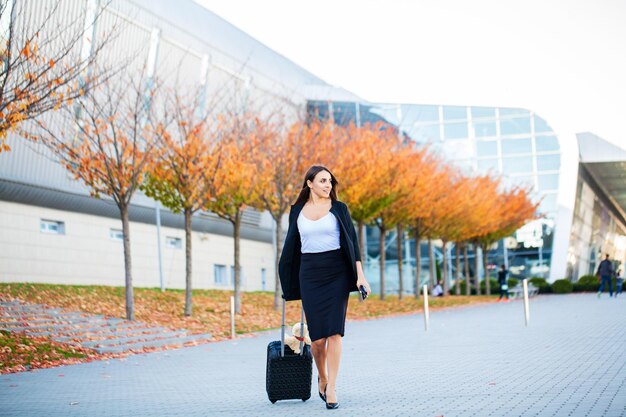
[184,208,193,317]
[120,204,134,321]
[378,224,386,300]
[358,220,365,265]
[482,243,491,295]
[414,227,421,300]
[397,224,403,300]
[474,244,481,295]
[234,211,242,313]
[455,243,461,295]
[464,244,471,296]
[428,239,435,292]
[442,240,449,295]
[273,214,283,310]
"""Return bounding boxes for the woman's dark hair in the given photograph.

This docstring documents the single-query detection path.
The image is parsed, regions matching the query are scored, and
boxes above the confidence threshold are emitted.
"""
[294,165,338,206]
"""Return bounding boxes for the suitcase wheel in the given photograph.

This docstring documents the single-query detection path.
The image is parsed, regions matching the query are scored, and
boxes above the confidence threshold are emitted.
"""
[270,400,277,404]
[302,399,307,402]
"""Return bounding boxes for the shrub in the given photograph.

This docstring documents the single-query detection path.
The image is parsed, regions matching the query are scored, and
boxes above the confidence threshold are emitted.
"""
[507,278,519,288]
[527,277,552,293]
[573,274,599,292]
[458,280,477,295]
[552,279,573,294]
[480,278,499,294]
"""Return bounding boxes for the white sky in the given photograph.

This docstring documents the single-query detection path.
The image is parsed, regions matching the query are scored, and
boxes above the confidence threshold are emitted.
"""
[196,0,626,148]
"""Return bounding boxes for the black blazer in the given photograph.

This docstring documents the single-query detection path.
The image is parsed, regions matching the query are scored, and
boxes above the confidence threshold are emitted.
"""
[278,200,361,301]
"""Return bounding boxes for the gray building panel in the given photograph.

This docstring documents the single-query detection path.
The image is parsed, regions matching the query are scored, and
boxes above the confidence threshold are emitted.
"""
[0,179,270,242]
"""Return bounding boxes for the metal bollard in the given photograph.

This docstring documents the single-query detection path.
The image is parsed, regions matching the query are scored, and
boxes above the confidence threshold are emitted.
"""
[230,296,235,339]
[522,279,530,326]
[423,284,430,331]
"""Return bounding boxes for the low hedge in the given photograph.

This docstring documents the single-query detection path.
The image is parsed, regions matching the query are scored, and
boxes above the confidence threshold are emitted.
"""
[458,278,520,295]
[573,274,599,292]
[552,279,573,294]
[458,280,478,295]
[529,277,553,293]
[455,276,597,295]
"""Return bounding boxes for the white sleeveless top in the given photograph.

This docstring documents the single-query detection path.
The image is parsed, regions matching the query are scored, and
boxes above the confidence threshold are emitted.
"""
[297,211,341,253]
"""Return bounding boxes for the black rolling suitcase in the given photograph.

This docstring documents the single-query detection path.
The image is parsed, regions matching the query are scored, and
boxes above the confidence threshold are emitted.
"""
[266,299,312,403]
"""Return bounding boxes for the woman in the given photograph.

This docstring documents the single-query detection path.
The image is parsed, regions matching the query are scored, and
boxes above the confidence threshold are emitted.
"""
[279,165,371,410]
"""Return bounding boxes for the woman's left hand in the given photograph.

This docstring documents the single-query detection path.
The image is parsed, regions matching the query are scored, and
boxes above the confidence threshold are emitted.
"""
[356,274,371,296]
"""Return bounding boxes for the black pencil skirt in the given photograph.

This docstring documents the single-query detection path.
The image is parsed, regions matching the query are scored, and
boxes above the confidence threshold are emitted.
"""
[299,248,352,342]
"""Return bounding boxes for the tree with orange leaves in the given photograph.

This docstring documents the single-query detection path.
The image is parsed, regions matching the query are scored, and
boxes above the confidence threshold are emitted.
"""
[253,117,335,309]
[473,184,539,294]
[333,124,408,300]
[425,172,481,295]
[0,0,115,152]
[372,144,433,300]
[333,123,399,266]
[446,175,501,295]
[206,112,264,314]
[141,89,223,317]
[39,72,162,320]
[450,175,498,295]
[407,159,450,299]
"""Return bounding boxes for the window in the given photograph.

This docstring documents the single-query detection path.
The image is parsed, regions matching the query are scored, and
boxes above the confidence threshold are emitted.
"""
[261,268,267,291]
[500,116,531,136]
[443,121,468,140]
[476,140,498,157]
[538,174,559,191]
[443,106,467,121]
[534,115,552,133]
[332,102,357,126]
[535,135,559,152]
[40,219,65,235]
[307,101,329,121]
[403,105,439,123]
[471,107,495,119]
[499,108,529,117]
[539,193,558,213]
[410,123,440,142]
[501,138,532,155]
[502,156,533,174]
[477,158,499,172]
[214,264,227,285]
[507,175,535,189]
[110,228,123,241]
[473,120,497,137]
[453,159,474,173]
[537,154,560,171]
[166,236,182,249]
[229,266,243,286]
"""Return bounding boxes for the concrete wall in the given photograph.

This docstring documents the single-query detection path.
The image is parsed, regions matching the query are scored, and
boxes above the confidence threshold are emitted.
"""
[0,201,277,292]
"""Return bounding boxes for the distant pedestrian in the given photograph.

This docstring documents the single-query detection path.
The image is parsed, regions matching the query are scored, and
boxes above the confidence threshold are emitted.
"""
[616,270,623,297]
[498,264,510,301]
[596,254,613,297]
[432,281,443,297]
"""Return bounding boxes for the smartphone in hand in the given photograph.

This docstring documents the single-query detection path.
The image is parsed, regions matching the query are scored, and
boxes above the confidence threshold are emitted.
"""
[359,285,368,301]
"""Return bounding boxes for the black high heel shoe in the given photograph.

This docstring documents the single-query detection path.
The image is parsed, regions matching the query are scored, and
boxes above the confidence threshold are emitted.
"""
[318,377,326,402]
[324,385,339,410]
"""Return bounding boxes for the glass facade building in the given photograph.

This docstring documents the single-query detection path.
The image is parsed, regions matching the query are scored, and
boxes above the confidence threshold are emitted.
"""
[564,134,626,281]
[307,101,563,293]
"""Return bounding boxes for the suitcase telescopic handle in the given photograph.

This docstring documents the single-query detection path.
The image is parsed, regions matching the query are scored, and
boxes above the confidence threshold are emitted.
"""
[280,298,305,358]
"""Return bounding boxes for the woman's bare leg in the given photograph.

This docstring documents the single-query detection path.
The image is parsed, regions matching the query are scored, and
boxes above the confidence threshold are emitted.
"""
[326,334,342,403]
[311,338,328,394]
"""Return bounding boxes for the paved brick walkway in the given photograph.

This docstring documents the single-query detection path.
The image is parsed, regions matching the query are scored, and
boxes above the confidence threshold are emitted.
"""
[1,294,625,416]
[0,300,211,354]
